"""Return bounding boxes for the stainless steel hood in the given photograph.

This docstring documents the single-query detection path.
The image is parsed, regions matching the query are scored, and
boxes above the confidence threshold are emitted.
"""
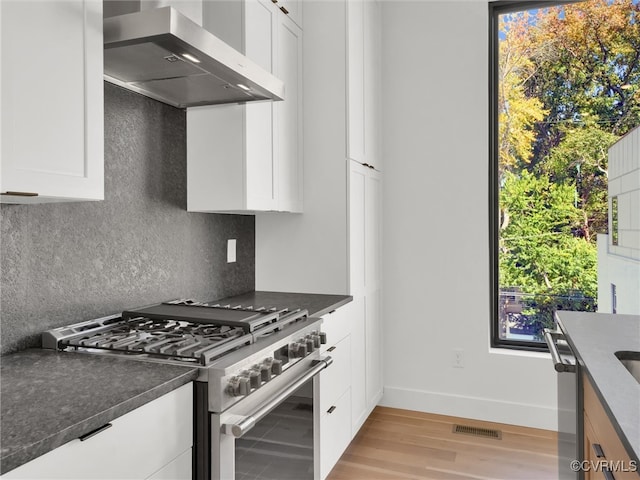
[103,7,285,108]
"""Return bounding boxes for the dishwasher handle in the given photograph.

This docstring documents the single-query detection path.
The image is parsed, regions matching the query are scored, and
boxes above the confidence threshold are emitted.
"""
[223,356,333,438]
[543,328,576,373]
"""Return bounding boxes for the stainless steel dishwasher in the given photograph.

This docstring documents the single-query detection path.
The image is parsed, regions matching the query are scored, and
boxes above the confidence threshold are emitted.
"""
[544,322,583,480]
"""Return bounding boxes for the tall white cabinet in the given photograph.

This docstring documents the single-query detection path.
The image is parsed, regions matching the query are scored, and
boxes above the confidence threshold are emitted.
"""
[187,0,303,213]
[349,160,383,433]
[0,0,104,204]
[255,0,383,477]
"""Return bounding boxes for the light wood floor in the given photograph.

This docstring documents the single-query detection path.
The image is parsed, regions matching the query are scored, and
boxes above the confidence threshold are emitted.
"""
[327,406,558,480]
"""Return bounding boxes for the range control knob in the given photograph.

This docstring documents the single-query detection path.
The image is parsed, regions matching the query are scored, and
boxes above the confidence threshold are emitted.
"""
[271,358,283,375]
[304,336,315,353]
[238,376,250,396]
[289,343,300,358]
[249,370,261,389]
[310,333,321,349]
[297,342,308,357]
[319,331,327,344]
[227,376,241,397]
[260,359,273,382]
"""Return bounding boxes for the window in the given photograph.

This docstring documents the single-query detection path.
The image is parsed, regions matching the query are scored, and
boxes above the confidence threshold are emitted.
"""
[490,1,639,349]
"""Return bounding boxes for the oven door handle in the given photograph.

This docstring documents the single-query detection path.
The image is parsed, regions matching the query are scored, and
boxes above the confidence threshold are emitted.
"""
[223,356,333,438]
[543,328,576,373]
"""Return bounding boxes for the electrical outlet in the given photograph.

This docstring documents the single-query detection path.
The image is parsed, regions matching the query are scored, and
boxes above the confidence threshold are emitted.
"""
[453,349,464,368]
[227,239,237,263]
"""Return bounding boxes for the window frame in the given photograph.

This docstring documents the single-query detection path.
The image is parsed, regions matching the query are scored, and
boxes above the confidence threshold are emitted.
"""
[488,0,583,351]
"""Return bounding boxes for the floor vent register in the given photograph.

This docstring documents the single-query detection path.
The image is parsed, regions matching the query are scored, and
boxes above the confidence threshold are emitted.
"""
[452,424,502,440]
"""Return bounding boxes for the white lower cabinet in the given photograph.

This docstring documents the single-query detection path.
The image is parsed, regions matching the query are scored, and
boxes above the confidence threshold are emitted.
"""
[319,388,352,480]
[318,308,352,479]
[2,383,193,480]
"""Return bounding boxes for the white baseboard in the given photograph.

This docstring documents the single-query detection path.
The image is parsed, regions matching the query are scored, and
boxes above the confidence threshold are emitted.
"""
[379,386,558,431]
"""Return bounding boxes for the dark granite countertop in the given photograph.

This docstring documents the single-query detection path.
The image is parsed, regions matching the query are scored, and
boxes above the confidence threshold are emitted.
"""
[212,290,353,318]
[556,311,640,463]
[0,349,199,475]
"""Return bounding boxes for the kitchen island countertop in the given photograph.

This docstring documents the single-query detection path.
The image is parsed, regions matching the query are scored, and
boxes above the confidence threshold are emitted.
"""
[556,311,640,464]
[0,349,199,475]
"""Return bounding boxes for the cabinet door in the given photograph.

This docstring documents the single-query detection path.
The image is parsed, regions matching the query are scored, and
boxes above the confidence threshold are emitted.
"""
[1,0,103,203]
[320,335,351,413]
[274,15,303,212]
[364,0,382,171]
[320,388,352,480]
[349,160,383,432]
[245,0,277,211]
[346,0,365,164]
[349,161,367,296]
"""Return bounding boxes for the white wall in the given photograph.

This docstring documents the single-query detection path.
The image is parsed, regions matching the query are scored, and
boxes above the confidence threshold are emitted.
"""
[379,1,558,430]
[256,0,349,295]
[597,126,640,315]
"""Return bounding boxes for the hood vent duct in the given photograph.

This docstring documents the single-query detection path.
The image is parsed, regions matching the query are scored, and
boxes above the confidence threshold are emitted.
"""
[103,6,284,109]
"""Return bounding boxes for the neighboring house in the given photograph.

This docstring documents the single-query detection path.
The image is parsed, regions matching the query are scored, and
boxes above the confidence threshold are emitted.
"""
[597,126,640,315]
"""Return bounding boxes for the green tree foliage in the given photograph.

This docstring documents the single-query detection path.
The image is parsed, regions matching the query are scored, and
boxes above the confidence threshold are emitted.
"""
[498,14,548,175]
[498,0,639,316]
[529,0,640,153]
[538,124,618,242]
[499,171,598,298]
[499,171,597,336]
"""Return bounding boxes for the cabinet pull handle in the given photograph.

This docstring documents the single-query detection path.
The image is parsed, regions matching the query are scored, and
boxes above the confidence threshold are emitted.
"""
[592,443,605,458]
[271,0,278,3]
[327,346,336,352]
[79,423,112,441]
[327,406,336,414]
[280,5,289,14]
[2,191,39,197]
[602,467,615,480]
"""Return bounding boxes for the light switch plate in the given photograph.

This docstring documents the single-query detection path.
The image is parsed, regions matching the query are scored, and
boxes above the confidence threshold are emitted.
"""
[227,239,236,263]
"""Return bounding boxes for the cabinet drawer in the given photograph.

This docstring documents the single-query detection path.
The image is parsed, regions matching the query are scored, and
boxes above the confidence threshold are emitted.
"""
[321,307,351,351]
[320,335,351,413]
[320,388,352,480]
[3,383,193,480]
[583,373,638,480]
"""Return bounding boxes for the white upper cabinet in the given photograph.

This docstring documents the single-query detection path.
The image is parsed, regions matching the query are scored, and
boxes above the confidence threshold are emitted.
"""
[0,0,104,204]
[187,0,302,213]
[347,0,382,171]
[274,14,303,212]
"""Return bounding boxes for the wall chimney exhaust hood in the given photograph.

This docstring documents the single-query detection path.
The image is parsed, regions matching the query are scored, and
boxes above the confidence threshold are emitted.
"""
[103,7,284,108]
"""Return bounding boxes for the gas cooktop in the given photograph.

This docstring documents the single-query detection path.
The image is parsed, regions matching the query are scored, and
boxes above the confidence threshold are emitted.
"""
[42,299,309,365]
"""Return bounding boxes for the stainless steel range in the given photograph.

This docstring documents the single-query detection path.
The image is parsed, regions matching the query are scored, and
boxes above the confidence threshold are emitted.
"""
[43,299,332,480]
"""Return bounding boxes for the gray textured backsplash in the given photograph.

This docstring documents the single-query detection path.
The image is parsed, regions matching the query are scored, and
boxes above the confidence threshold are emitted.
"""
[0,83,255,355]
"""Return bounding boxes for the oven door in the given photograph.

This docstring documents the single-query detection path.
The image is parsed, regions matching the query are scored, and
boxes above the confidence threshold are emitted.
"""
[211,355,332,480]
